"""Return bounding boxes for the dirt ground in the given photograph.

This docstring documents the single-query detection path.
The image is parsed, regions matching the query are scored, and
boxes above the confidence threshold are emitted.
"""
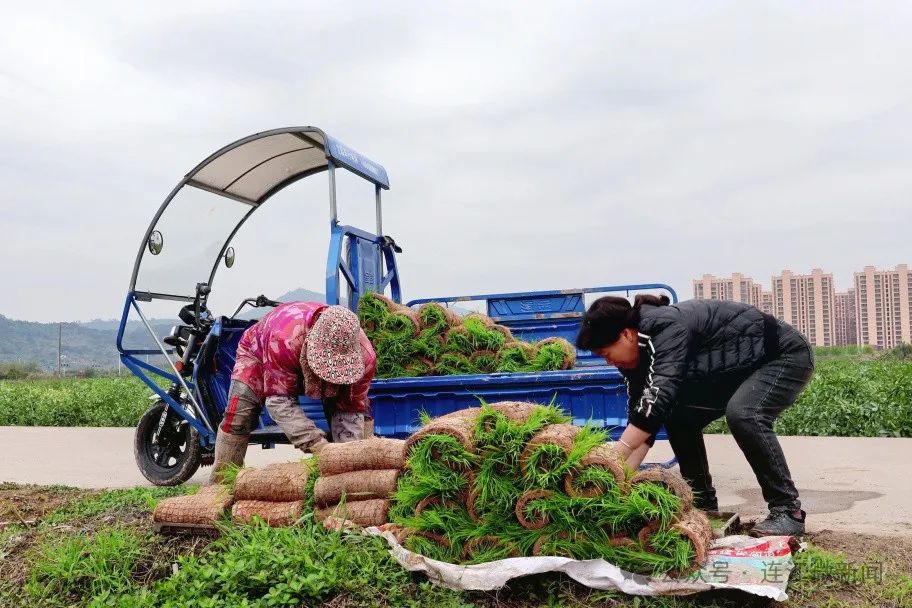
[0,482,91,526]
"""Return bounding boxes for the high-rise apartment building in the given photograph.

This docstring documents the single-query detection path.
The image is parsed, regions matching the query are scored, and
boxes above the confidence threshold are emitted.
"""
[770,269,836,347]
[760,291,775,316]
[833,290,857,346]
[854,265,911,349]
[692,273,763,307]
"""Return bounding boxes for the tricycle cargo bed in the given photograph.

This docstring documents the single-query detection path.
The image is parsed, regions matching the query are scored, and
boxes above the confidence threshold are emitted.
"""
[366,366,668,441]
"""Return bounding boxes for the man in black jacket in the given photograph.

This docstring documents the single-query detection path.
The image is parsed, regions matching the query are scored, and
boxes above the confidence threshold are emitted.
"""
[576,294,815,537]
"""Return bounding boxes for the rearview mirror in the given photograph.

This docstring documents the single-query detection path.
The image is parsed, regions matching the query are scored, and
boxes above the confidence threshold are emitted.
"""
[148,231,163,255]
[225,247,235,268]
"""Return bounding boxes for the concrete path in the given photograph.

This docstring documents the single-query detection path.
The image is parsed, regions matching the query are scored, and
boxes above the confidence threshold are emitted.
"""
[1,427,909,537]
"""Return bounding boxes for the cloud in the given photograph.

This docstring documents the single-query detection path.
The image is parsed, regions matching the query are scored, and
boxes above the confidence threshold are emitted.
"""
[1,1,911,321]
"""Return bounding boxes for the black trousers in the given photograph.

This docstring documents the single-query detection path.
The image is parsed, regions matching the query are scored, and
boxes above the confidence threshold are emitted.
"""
[657,325,815,511]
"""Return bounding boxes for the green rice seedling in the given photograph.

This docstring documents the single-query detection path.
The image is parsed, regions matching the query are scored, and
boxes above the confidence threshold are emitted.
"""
[495,342,538,373]
[461,535,519,565]
[417,305,447,333]
[485,521,542,556]
[472,458,523,519]
[624,482,683,528]
[564,425,611,466]
[302,457,320,512]
[522,424,609,488]
[376,359,407,379]
[566,465,622,497]
[470,351,498,374]
[532,338,577,371]
[402,531,456,563]
[533,346,565,371]
[643,528,695,574]
[373,332,416,362]
[413,328,445,361]
[357,292,390,333]
[382,311,420,339]
[523,443,568,487]
[219,463,243,494]
[444,327,475,356]
[407,434,478,473]
[464,317,507,352]
[435,353,479,376]
[403,359,434,377]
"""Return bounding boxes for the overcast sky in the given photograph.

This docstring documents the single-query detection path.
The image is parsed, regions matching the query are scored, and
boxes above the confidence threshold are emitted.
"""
[2,1,910,322]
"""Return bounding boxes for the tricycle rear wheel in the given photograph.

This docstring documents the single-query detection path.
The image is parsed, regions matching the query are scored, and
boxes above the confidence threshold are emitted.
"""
[134,401,202,486]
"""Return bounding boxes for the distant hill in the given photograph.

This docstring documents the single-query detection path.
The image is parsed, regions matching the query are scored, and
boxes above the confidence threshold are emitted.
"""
[0,288,475,371]
[0,288,325,371]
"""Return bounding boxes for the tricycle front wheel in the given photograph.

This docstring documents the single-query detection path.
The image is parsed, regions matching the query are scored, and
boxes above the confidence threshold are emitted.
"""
[134,402,202,486]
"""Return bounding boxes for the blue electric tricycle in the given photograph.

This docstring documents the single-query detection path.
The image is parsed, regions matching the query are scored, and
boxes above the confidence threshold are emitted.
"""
[117,126,679,486]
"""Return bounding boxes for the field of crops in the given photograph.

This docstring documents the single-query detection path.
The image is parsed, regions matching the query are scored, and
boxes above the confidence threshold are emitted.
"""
[705,354,912,437]
[0,377,153,427]
[1,352,909,437]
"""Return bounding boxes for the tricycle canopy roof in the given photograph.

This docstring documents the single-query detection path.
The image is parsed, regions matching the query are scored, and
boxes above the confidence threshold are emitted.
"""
[185,126,388,204]
[130,127,389,301]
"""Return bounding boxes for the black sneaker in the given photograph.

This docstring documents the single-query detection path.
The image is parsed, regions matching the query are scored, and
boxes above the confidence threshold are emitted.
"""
[750,507,806,537]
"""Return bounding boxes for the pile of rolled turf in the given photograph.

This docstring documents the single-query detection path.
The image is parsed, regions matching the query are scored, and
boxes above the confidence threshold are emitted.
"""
[357,292,578,379]
[386,402,713,577]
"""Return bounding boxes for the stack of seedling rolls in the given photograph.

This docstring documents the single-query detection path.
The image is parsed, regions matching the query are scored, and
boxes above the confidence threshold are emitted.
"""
[388,401,713,577]
[357,293,578,379]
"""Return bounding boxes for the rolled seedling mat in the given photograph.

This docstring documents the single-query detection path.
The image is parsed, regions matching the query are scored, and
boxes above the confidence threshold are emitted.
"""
[315,498,392,528]
[435,352,478,376]
[491,324,514,342]
[462,535,521,563]
[520,424,582,479]
[405,416,478,461]
[413,330,446,361]
[672,509,714,566]
[463,317,507,351]
[490,401,541,424]
[231,500,303,527]
[515,489,555,530]
[417,302,462,332]
[357,293,395,332]
[463,312,495,327]
[469,350,498,374]
[403,357,435,377]
[234,462,311,502]
[630,468,695,512]
[637,520,662,547]
[532,531,575,557]
[533,337,578,371]
[496,341,539,373]
[443,326,475,356]
[317,438,407,476]
[635,518,704,574]
[153,485,233,525]
[400,529,454,562]
[435,407,482,422]
[382,306,421,339]
[564,444,627,498]
[314,469,400,508]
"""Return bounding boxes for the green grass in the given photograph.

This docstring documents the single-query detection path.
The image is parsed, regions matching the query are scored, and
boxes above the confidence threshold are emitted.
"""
[706,356,912,437]
[24,528,152,604]
[0,377,160,427]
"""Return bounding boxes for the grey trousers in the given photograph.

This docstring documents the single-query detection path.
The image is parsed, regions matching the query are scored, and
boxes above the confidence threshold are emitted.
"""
[663,324,815,512]
[220,380,364,450]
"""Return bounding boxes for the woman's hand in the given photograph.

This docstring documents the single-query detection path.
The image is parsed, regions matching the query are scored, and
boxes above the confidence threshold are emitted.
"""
[615,424,653,467]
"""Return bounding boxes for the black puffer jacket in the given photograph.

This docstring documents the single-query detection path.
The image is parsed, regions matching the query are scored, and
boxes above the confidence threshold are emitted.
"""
[621,299,782,434]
